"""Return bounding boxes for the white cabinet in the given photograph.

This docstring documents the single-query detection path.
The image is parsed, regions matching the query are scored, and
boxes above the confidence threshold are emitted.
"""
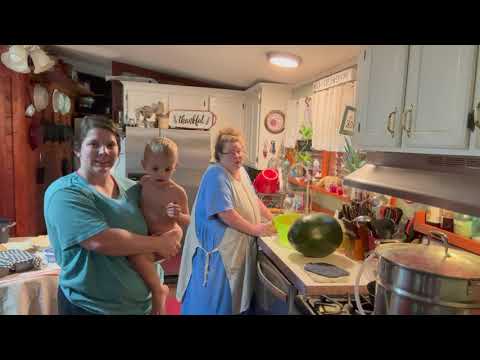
[355,45,408,148]
[209,95,245,160]
[470,49,480,154]
[169,94,209,111]
[402,45,476,150]
[243,83,291,170]
[354,45,478,154]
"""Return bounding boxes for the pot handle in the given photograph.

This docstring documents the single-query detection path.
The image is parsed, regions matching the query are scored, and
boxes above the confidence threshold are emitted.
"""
[354,251,377,315]
[1,221,16,232]
[427,231,450,258]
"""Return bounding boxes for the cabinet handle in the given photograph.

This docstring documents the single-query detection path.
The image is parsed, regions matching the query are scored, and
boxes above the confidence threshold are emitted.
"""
[402,104,414,138]
[475,102,480,129]
[386,109,397,138]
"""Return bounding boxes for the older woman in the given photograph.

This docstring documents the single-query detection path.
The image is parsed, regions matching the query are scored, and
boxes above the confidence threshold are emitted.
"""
[44,115,182,315]
[176,127,276,315]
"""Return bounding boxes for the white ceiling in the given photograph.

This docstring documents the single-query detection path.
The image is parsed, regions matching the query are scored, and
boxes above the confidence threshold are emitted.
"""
[48,45,363,90]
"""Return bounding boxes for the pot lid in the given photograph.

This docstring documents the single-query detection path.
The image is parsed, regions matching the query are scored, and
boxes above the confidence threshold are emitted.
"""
[376,242,480,279]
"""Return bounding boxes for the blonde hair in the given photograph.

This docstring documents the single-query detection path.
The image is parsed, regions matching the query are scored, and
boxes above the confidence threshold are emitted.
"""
[144,136,178,162]
[214,127,246,162]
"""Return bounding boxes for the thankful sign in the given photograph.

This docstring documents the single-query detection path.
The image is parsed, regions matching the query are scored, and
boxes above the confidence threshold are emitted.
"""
[169,110,215,130]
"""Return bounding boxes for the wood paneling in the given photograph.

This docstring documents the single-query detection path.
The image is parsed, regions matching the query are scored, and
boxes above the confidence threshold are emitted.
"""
[0,70,16,228]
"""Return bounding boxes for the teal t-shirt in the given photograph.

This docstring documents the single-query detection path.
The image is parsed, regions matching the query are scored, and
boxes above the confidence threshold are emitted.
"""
[44,172,151,315]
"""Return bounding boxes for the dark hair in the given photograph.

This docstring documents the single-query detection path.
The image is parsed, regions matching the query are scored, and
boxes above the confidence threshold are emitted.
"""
[214,127,246,162]
[73,115,121,154]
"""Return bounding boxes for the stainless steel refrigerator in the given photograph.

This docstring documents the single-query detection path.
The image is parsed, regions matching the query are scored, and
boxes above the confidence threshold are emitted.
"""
[125,127,212,280]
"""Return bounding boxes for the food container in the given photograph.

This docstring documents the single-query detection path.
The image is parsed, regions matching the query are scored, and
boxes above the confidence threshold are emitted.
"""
[253,169,280,194]
[355,231,480,315]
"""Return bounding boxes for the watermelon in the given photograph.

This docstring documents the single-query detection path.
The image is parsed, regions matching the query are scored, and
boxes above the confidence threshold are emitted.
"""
[287,213,343,258]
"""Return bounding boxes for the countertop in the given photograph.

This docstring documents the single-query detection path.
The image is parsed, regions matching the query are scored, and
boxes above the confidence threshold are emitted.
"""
[258,235,376,296]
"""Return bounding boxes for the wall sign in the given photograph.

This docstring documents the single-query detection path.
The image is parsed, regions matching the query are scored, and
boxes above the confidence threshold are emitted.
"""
[264,110,285,134]
[313,68,356,93]
[339,106,356,136]
[169,110,215,130]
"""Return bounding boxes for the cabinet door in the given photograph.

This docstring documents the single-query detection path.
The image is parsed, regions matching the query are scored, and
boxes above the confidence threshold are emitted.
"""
[209,95,245,160]
[355,45,408,149]
[473,47,480,152]
[169,94,208,111]
[402,45,476,150]
[244,90,261,168]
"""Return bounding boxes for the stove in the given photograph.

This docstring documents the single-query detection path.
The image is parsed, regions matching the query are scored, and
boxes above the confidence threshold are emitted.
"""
[294,294,374,315]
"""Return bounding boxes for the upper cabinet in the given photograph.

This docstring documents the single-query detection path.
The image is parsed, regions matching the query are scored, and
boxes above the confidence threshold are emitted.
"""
[354,45,478,155]
[402,46,476,150]
[169,94,209,111]
[355,45,408,148]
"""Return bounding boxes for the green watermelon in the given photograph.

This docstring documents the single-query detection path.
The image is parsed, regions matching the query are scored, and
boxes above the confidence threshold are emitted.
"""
[287,213,343,258]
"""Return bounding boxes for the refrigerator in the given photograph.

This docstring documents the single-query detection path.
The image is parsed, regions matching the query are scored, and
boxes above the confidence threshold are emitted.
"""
[125,127,212,280]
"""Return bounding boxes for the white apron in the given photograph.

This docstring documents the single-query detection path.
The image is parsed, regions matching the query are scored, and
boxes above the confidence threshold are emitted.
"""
[176,166,261,314]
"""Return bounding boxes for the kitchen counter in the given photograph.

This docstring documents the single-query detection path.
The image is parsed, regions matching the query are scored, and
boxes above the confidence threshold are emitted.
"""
[258,235,375,296]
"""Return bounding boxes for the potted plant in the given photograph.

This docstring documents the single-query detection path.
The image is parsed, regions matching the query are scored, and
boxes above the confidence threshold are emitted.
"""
[296,125,312,152]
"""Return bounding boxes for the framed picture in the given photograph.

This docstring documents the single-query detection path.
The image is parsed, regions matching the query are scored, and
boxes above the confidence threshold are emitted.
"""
[339,106,356,136]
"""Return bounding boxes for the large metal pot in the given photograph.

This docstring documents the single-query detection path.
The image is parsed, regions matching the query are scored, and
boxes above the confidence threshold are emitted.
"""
[356,231,480,315]
[0,218,16,244]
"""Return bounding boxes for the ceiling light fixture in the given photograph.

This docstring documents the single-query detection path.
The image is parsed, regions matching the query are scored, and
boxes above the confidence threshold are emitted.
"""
[267,52,302,68]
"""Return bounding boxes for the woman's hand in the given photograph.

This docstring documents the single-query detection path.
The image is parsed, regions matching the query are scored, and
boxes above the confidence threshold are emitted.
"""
[253,222,277,237]
[152,224,183,259]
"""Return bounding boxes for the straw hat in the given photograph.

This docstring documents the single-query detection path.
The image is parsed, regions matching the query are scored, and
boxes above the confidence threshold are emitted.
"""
[1,45,30,73]
[33,84,49,111]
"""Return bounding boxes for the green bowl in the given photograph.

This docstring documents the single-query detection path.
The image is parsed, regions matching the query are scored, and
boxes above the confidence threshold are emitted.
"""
[273,213,303,248]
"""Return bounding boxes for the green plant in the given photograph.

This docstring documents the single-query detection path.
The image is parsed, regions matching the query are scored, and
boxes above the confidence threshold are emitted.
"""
[296,151,312,166]
[342,137,366,175]
[299,125,313,140]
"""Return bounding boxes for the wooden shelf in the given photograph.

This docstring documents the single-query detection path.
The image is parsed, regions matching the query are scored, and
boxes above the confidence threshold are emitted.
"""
[30,65,96,97]
[414,211,480,255]
[288,177,350,202]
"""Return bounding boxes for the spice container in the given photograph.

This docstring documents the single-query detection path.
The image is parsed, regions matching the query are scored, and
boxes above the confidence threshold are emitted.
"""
[426,206,441,228]
[441,209,454,232]
[454,213,473,238]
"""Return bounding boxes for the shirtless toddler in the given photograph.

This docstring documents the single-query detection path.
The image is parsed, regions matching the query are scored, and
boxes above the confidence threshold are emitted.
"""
[128,136,190,315]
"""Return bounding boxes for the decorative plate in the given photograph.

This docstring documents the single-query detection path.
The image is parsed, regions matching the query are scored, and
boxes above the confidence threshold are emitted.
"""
[264,110,285,134]
[33,84,49,111]
[52,90,64,113]
[61,94,71,115]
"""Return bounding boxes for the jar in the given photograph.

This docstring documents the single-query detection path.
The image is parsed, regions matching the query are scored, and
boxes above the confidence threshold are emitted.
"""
[426,207,442,228]
[454,213,473,238]
[441,209,454,232]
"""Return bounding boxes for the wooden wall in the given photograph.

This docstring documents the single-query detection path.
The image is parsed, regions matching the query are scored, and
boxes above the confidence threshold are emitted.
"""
[0,46,40,236]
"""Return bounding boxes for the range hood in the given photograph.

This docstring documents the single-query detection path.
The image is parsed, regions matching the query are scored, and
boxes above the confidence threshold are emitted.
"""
[343,152,480,217]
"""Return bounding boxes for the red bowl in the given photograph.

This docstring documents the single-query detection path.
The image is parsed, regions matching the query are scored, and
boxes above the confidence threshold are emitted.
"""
[253,168,280,194]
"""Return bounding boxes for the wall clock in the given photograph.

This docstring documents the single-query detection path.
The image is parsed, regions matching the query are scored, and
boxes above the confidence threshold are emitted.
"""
[264,110,285,134]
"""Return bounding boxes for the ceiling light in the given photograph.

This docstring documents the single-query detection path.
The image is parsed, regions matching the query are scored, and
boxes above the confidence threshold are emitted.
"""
[267,52,302,68]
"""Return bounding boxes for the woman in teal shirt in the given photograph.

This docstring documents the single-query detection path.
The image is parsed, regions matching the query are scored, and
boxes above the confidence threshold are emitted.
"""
[44,116,182,315]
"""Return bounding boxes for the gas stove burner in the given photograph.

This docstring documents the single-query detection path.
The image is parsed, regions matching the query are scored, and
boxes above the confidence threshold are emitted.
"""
[308,295,345,315]
[297,293,375,315]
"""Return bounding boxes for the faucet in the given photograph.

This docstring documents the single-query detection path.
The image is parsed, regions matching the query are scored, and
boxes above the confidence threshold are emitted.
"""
[289,162,311,215]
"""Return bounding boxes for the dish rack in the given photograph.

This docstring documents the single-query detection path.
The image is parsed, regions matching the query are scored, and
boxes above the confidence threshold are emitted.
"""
[257,192,286,209]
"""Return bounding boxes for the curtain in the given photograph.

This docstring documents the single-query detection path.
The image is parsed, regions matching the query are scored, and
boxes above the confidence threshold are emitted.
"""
[312,81,356,152]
